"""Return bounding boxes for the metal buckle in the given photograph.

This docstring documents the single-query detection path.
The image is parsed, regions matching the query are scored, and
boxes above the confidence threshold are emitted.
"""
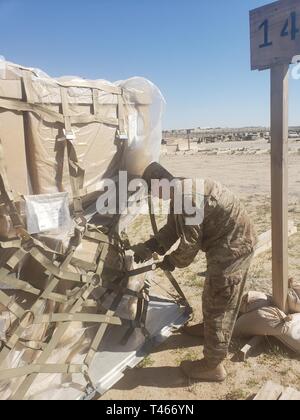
[58,129,76,142]
[64,129,76,141]
[116,130,128,141]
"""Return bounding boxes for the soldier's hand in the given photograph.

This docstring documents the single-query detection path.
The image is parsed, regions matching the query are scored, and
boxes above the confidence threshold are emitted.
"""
[132,243,153,264]
[159,255,176,272]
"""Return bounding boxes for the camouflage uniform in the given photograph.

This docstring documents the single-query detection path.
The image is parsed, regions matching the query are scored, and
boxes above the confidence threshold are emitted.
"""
[153,179,257,366]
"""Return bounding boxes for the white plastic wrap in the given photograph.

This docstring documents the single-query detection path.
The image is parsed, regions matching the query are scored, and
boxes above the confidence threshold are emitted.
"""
[118,77,165,176]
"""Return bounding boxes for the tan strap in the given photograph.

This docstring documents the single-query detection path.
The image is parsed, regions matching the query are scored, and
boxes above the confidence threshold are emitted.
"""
[22,70,35,104]
[29,248,83,283]
[0,269,68,303]
[60,87,86,223]
[116,93,128,140]
[10,282,95,400]
[0,250,76,366]
[33,313,122,325]
[0,363,84,381]
[0,98,119,126]
[56,79,122,95]
[0,290,24,319]
[92,89,99,116]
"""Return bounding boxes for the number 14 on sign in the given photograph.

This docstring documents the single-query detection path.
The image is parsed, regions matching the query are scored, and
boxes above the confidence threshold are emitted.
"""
[260,11,299,48]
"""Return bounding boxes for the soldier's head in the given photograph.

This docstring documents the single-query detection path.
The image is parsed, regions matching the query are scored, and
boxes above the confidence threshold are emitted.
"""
[142,162,179,200]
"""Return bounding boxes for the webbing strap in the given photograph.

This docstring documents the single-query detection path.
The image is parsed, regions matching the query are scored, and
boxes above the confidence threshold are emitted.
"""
[32,313,122,325]
[140,284,151,338]
[29,248,83,283]
[0,250,76,367]
[120,281,151,345]
[84,277,128,367]
[56,79,122,95]
[60,87,86,223]
[83,241,113,367]
[0,267,70,304]
[92,89,99,116]
[22,71,35,104]
[17,338,47,351]
[5,248,28,270]
[0,142,24,231]
[84,229,112,244]
[0,290,24,319]
[0,363,84,381]
[116,94,128,141]
[0,98,119,127]
[10,282,95,400]
[148,196,192,308]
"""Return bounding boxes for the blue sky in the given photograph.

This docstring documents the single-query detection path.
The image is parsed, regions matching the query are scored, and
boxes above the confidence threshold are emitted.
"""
[0,0,300,129]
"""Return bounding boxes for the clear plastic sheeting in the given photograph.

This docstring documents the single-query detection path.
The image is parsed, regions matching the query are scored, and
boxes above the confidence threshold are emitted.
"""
[118,77,165,176]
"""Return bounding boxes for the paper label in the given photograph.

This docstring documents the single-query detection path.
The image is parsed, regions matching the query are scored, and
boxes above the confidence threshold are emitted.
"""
[25,192,71,235]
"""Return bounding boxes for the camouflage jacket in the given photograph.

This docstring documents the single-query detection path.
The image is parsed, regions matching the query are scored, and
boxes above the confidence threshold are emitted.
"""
[154,179,257,269]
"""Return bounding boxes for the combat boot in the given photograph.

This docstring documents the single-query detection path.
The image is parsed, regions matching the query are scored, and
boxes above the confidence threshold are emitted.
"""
[180,358,227,382]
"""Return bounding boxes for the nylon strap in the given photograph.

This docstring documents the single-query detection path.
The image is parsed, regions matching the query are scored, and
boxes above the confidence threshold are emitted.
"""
[32,313,122,325]
[10,282,95,400]
[0,249,76,367]
[0,98,119,127]
[148,195,192,308]
[0,363,84,381]
[116,93,128,141]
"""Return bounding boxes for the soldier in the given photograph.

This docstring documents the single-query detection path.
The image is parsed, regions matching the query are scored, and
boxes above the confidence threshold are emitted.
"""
[132,162,257,382]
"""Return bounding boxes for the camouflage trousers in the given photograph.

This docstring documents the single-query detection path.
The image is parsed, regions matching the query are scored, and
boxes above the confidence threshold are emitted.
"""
[202,249,254,367]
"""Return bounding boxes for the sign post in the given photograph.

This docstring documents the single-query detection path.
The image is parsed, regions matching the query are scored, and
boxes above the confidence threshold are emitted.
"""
[187,129,191,151]
[250,0,300,312]
[270,63,289,312]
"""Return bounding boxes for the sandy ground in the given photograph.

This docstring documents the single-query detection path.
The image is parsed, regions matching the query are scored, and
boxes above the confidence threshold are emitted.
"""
[101,141,300,401]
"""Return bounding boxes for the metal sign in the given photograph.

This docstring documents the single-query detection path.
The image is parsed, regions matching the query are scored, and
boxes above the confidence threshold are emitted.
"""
[250,0,300,70]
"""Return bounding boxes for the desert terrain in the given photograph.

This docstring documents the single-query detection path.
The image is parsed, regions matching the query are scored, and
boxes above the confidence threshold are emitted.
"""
[102,138,300,400]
